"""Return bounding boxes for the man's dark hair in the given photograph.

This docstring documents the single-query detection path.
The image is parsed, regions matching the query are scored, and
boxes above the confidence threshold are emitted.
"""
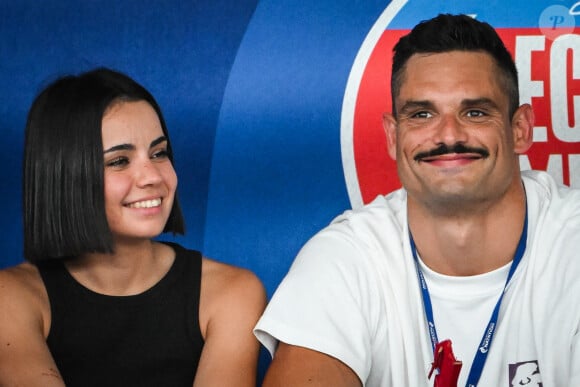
[391,14,519,118]
[23,68,185,263]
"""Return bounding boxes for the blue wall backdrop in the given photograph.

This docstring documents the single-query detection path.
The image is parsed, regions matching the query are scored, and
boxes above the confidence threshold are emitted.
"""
[1,0,579,383]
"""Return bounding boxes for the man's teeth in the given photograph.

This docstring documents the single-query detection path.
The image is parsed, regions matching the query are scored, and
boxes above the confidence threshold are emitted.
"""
[128,198,162,208]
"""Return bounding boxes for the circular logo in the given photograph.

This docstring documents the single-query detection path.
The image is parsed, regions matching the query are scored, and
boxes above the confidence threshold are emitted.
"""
[539,5,576,41]
[341,0,580,208]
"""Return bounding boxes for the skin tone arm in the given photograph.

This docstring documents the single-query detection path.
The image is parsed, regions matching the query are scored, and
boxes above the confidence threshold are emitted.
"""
[262,343,362,387]
[194,259,267,387]
[0,264,66,387]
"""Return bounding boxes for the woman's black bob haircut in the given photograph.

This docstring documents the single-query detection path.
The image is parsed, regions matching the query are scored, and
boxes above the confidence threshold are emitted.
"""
[23,67,185,263]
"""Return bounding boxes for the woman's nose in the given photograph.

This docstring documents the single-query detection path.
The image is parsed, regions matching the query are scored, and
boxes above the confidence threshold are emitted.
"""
[135,159,163,187]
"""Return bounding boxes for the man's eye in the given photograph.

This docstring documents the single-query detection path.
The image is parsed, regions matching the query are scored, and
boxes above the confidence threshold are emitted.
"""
[466,110,486,118]
[106,157,129,167]
[411,111,432,119]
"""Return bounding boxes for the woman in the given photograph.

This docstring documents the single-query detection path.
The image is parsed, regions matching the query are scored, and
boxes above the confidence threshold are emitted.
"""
[0,68,266,387]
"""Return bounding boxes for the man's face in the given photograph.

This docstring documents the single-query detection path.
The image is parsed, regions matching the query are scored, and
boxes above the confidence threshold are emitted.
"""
[384,51,532,214]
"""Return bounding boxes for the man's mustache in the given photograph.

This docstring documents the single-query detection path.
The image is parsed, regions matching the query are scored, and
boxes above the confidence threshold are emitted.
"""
[413,143,489,161]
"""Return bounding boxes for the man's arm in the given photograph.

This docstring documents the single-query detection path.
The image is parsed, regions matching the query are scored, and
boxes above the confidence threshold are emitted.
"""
[263,342,362,387]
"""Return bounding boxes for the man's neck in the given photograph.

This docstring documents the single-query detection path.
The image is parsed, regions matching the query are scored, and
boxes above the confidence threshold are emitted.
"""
[407,190,527,276]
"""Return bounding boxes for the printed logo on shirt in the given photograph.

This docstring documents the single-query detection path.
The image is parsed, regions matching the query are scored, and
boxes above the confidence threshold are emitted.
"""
[509,360,542,386]
[478,322,495,353]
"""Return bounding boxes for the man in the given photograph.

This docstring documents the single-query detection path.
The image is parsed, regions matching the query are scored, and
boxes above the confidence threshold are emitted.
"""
[254,14,580,386]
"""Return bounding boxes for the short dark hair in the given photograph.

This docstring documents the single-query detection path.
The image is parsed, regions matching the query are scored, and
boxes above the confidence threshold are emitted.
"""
[23,68,185,263]
[391,14,519,118]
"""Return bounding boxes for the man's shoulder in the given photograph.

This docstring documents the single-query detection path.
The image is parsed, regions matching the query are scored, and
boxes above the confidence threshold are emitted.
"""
[302,188,408,263]
[327,188,407,230]
[523,171,580,269]
[523,170,580,217]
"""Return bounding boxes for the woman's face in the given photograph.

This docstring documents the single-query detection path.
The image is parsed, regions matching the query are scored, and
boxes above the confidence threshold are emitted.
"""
[101,100,177,243]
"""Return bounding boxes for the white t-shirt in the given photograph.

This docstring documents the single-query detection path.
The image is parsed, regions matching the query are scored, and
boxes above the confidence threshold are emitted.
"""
[255,170,580,386]
[418,257,511,386]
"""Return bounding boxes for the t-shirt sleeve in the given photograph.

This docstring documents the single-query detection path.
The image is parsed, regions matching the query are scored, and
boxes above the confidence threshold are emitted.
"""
[571,326,580,385]
[254,227,377,381]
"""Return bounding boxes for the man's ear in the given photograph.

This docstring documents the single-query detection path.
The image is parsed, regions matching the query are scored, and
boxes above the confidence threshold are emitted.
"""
[512,103,534,154]
[383,113,397,160]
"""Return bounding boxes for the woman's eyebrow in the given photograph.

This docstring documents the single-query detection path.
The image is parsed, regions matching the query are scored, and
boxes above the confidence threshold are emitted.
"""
[103,136,167,154]
[150,136,167,148]
[103,143,134,154]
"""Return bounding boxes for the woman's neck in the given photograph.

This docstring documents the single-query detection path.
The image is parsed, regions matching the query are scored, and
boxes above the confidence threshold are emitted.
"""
[65,240,175,296]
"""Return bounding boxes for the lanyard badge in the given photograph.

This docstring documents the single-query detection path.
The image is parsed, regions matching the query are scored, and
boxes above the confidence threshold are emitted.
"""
[428,340,462,387]
[410,210,528,387]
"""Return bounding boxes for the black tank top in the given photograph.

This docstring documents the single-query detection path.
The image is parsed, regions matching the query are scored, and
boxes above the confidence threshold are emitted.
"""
[37,242,204,387]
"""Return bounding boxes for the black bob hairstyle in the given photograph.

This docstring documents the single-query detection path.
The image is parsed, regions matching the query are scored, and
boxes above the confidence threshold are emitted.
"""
[391,13,520,119]
[23,68,185,263]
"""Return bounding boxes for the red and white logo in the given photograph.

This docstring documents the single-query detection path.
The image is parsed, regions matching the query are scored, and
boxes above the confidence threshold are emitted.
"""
[341,1,580,208]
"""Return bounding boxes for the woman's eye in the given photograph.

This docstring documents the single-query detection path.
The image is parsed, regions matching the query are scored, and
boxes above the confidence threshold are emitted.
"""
[152,149,170,159]
[105,157,129,167]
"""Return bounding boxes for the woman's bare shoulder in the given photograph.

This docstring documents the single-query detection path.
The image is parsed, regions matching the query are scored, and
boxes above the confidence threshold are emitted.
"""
[0,263,64,386]
[199,258,266,328]
[0,262,46,297]
[201,258,265,299]
[0,262,49,326]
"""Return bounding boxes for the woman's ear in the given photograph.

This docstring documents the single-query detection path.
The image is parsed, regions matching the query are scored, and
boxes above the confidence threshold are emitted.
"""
[512,103,534,154]
[383,113,397,161]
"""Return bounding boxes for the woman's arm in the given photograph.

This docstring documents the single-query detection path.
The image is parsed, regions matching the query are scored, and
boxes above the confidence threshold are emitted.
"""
[194,259,266,387]
[0,264,66,387]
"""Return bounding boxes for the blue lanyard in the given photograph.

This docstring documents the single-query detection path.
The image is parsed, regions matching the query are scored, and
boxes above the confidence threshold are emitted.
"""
[410,211,528,387]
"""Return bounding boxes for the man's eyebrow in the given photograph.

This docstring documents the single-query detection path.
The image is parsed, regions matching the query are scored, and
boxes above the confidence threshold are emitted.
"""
[461,98,501,110]
[396,98,502,115]
[397,100,435,114]
[103,136,167,154]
